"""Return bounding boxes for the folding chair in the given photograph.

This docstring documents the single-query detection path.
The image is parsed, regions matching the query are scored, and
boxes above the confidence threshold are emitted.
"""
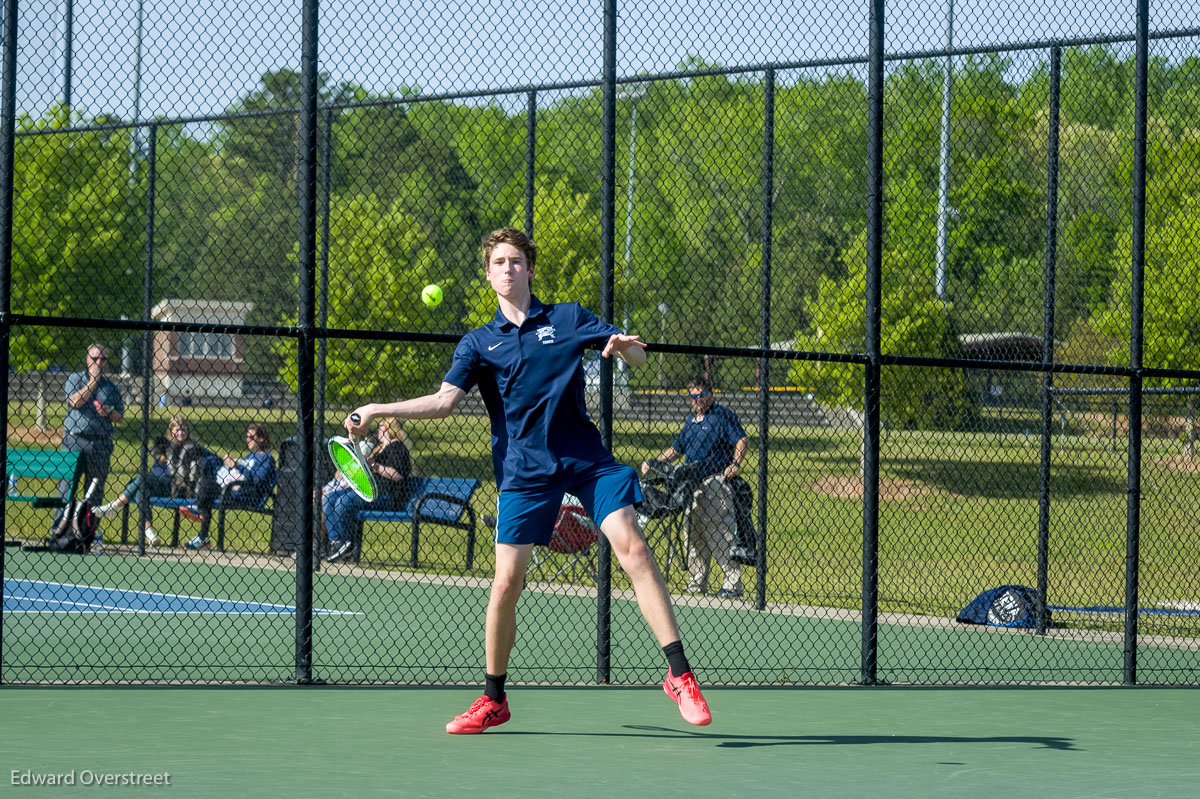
[526,504,600,584]
[637,460,703,577]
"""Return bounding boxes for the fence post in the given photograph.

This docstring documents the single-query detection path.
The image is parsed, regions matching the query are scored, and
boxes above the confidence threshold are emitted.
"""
[860,0,885,686]
[315,105,332,465]
[595,0,618,685]
[525,90,537,235]
[755,68,775,612]
[1124,0,1150,686]
[0,0,17,686]
[293,0,320,685]
[136,123,158,556]
[1035,46,1061,635]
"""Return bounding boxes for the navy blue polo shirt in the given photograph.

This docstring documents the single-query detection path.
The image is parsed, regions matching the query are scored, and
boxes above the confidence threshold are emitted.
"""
[672,404,747,479]
[444,296,620,491]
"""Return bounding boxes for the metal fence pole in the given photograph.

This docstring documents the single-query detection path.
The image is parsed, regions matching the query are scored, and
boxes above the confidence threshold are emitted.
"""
[1035,46,1061,635]
[316,106,332,455]
[595,0,618,685]
[0,0,17,686]
[1124,0,1150,686]
[860,0,885,686]
[293,0,320,685]
[525,90,536,236]
[755,68,775,612]
[136,123,158,557]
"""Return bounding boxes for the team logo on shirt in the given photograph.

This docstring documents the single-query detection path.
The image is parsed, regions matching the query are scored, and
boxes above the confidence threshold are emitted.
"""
[536,325,557,344]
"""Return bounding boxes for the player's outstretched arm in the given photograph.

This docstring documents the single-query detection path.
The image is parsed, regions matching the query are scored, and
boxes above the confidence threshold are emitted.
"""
[602,333,648,367]
[345,383,465,435]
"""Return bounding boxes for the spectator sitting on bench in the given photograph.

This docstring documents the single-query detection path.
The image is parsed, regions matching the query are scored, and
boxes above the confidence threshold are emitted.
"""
[323,417,413,563]
[214,422,276,507]
[94,415,218,547]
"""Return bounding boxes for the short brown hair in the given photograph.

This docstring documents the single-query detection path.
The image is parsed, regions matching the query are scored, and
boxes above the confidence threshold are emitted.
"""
[248,422,272,451]
[481,228,537,273]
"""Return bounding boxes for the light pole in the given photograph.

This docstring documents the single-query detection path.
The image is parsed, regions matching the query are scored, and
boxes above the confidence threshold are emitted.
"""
[935,0,955,301]
[63,0,74,119]
[131,0,145,165]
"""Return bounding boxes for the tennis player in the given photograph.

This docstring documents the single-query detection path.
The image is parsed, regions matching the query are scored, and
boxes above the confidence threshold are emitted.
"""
[345,228,711,734]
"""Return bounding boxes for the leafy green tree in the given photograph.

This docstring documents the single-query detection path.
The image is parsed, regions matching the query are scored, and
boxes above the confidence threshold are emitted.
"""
[409,101,527,230]
[219,69,355,188]
[464,177,604,329]
[333,102,481,279]
[1094,197,1200,375]
[277,193,454,404]
[789,170,973,430]
[10,109,143,369]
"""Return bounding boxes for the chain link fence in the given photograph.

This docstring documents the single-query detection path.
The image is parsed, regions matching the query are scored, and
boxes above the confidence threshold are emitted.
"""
[1,0,1198,685]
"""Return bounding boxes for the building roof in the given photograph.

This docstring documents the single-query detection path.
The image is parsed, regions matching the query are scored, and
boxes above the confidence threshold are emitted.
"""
[151,298,256,325]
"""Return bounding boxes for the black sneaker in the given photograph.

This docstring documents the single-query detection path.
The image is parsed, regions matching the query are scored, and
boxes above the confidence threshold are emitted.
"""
[325,540,353,562]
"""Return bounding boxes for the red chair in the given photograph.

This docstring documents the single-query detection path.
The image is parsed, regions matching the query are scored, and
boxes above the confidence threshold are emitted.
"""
[526,504,599,584]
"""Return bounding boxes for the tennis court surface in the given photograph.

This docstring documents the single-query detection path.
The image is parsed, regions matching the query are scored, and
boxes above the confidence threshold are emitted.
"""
[3,684,1198,798]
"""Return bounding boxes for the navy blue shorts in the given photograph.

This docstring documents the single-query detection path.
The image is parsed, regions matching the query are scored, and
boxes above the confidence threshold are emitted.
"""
[495,462,643,546]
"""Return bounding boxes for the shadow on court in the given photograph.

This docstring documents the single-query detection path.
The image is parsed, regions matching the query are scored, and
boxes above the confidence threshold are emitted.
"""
[493,723,1078,750]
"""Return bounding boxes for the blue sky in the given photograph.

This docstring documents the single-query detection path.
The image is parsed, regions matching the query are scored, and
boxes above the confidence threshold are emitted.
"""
[15,0,1192,125]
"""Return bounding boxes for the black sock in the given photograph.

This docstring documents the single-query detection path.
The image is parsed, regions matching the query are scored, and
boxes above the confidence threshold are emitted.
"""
[662,641,691,677]
[484,672,507,702]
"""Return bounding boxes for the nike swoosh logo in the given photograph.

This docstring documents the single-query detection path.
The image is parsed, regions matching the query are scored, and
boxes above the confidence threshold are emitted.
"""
[488,343,502,351]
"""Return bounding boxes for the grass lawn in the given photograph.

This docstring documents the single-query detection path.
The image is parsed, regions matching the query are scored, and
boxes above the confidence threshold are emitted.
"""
[6,398,1200,641]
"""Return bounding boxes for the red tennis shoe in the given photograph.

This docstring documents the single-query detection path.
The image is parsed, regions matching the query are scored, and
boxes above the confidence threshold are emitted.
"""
[445,695,510,734]
[664,670,712,726]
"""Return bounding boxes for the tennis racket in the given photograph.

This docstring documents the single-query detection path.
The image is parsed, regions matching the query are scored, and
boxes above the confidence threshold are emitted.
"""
[326,412,377,502]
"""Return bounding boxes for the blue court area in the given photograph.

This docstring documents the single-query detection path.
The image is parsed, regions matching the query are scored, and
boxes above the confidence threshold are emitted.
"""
[3,578,355,615]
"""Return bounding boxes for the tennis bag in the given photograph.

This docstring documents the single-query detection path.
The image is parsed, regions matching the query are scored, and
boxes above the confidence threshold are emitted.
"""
[956,585,1047,628]
[47,499,99,554]
[727,476,758,565]
[638,461,703,519]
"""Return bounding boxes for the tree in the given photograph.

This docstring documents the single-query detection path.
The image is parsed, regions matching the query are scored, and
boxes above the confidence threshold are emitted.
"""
[464,177,604,329]
[333,101,481,275]
[1094,197,1200,376]
[789,170,974,431]
[10,109,143,370]
[277,193,454,405]
[219,69,355,188]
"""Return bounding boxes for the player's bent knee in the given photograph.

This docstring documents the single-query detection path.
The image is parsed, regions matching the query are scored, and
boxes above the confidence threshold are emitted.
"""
[613,536,653,574]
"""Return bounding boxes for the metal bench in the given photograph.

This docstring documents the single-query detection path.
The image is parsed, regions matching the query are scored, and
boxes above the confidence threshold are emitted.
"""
[5,449,84,509]
[119,481,274,551]
[353,476,481,568]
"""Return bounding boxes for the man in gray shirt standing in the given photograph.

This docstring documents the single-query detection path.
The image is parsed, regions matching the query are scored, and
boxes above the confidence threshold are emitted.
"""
[63,344,125,502]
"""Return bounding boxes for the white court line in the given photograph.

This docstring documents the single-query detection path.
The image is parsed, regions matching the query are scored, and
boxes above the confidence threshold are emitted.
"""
[4,580,358,615]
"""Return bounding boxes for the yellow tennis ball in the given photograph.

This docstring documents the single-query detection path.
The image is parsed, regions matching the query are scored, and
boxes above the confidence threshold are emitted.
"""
[421,284,443,307]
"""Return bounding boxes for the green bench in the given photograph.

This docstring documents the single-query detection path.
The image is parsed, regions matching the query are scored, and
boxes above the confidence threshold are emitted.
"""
[4,449,85,547]
[5,449,84,509]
